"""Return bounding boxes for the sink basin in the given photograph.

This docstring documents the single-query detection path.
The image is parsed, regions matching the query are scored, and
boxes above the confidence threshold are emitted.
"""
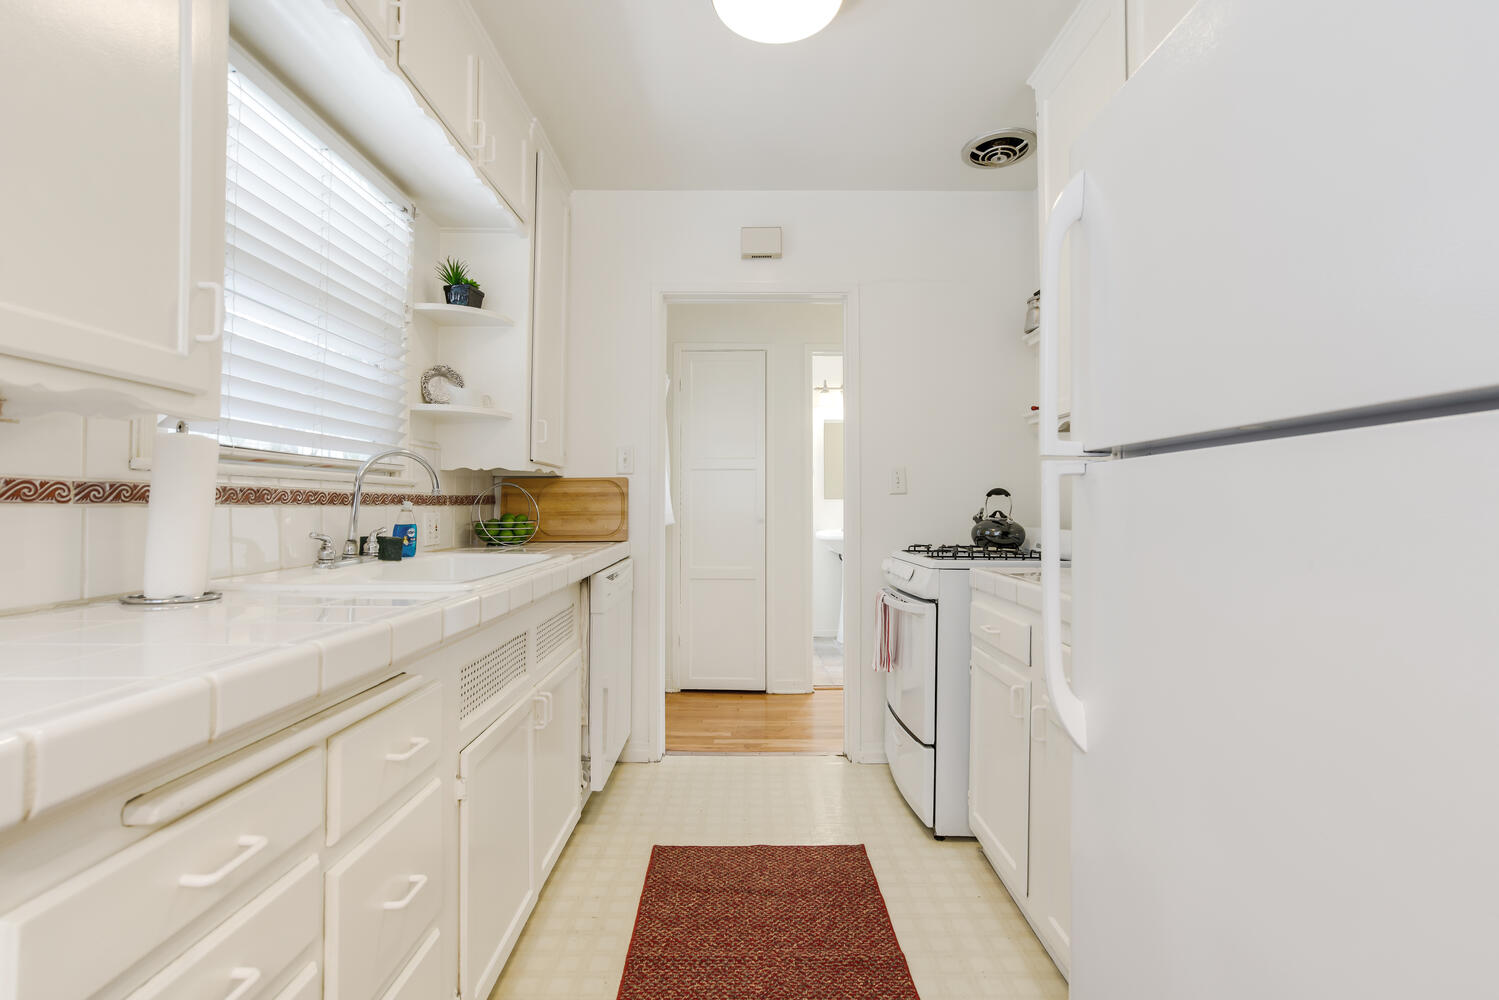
[815,528,844,556]
[222,550,556,593]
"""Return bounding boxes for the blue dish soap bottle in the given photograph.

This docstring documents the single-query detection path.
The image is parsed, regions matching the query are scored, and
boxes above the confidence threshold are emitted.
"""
[394,499,418,557]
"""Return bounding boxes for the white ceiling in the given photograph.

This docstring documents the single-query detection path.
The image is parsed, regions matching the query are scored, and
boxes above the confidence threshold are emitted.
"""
[472,0,1074,191]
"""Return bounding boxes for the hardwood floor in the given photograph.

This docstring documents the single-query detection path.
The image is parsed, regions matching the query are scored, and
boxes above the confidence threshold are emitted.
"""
[665,689,844,754]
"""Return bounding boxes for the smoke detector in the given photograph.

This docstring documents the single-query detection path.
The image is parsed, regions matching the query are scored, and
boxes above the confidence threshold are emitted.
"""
[961,128,1036,169]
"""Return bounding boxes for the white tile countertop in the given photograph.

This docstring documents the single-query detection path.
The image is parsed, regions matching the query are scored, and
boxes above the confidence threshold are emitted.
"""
[970,565,1073,619]
[0,541,629,830]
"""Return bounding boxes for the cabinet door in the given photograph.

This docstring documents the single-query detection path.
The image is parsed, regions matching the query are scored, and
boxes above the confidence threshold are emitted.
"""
[0,0,226,418]
[457,695,534,1000]
[397,0,483,153]
[969,643,1031,898]
[528,146,571,467]
[345,0,399,59]
[533,652,582,883]
[476,55,534,225]
[1029,0,1126,418]
[1028,646,1072,976]
[1126,0,1198,75]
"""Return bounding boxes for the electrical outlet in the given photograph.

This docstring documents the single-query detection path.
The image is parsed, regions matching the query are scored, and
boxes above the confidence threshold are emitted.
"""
[616,445,635,475]
[890,466,908,495]
[421,510,440,549]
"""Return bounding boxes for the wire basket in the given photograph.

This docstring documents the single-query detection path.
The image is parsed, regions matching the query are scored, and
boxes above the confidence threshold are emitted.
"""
[471,480,541,547]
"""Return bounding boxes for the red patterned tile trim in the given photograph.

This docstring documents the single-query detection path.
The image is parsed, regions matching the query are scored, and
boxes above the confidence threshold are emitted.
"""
[0,478,72,502]
[1,478,480,506]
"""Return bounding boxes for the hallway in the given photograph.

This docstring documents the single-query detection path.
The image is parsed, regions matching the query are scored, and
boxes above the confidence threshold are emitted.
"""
[489,755,1068,999]
[665,690,844,753]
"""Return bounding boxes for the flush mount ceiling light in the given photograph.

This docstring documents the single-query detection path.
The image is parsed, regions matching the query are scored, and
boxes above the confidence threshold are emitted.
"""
[713,0,842,44]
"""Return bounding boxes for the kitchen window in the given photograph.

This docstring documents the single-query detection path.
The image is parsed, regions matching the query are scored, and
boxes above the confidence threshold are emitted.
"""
[217,59,414,463]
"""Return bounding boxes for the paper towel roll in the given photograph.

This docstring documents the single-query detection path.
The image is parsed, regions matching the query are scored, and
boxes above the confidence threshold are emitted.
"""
[142,430,219,599]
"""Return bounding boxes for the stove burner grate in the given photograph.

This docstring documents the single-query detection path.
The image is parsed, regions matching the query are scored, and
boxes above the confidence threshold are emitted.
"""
[903,543,1038,561]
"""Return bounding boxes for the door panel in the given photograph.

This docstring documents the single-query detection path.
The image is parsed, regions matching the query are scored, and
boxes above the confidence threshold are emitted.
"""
[395,0,480,151]
[533,653,581,883]
[458,698,534,1000]
[969,643,1030,897]
[677,349,766,691]
[476,55,532,224]
[1071,0,1499,450]
[1069,410,1499,999]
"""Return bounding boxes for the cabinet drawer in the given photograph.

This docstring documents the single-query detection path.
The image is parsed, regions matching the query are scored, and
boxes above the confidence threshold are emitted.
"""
[0,750,322,1000]
[126,856,320,1000]
[271,963,320,1000]
[971,594,1032,665]
[327,685,441,845]
[325,779,443,1000]
[380,928,442,1000]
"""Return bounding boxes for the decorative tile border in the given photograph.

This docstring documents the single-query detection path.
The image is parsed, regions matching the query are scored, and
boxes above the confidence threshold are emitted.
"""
[0,477,482,507]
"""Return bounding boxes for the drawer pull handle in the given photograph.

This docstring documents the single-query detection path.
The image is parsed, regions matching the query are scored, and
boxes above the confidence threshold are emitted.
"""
[382,873,429,910]
[1008,683,1026,720]
[179,835,268,888]
[1031,705,1048,744]
[385,736,431,762]
[223,967,261,1000]
[980,624,1004,635]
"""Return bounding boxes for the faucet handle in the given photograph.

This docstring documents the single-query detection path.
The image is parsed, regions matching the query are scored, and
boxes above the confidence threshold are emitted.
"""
[308,532,337,565]
[363,527,387,558]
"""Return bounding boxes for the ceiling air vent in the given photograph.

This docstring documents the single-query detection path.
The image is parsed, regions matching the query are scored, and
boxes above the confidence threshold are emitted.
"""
[961,128,1036,169]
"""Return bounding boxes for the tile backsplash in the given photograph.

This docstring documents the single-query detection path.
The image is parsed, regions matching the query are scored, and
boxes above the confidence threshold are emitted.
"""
[0,415,492,615]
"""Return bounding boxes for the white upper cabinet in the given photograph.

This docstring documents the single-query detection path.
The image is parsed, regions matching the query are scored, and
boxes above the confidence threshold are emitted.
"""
[396,0,484,154]
[345,0,400,59]
[1029,0,1127,418]
[475,55,535,225]
[1126,0,1198,75]
[0,0,227,419]
[528,145,571,469]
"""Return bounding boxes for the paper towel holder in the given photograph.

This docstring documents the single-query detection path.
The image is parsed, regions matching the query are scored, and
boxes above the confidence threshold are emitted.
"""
[119,419,223,607]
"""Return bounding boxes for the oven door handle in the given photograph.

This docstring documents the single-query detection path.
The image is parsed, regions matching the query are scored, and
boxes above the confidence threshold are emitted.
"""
[880,589,934,619]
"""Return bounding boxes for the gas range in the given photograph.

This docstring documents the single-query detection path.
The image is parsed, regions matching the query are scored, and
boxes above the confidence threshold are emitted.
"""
[894,543,1050,572]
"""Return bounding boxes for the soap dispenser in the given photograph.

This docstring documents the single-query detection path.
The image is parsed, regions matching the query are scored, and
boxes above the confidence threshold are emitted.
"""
[394,499,418,556]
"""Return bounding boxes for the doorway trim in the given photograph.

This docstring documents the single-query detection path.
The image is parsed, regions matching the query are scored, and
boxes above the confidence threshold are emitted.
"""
[646,284,865,762]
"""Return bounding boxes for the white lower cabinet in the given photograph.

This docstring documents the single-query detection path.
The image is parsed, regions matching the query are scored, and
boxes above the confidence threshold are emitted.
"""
[532,651,583,882]
[126,856,321,1000]
[379,928,443,1000]
[325,779,444,1000]
[967,571,1072,978]
[326,684,442,846]
[968,643,1031,897]
[0,750,322,1000]
[1028,673,1073,974]
[272,963,321,1000]
[457,694,535,1000]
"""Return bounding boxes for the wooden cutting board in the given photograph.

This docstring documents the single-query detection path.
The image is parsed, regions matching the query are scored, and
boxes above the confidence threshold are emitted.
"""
[499,477,628,542]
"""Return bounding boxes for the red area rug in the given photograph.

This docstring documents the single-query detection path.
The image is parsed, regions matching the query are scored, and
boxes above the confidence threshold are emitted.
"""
[617,844,921,999]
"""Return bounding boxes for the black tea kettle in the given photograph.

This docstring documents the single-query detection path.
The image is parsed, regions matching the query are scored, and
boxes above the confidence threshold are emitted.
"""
[971,488,1027,550]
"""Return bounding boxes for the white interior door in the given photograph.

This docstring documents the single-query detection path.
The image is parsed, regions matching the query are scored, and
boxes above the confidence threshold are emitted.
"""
[676,349,766,691]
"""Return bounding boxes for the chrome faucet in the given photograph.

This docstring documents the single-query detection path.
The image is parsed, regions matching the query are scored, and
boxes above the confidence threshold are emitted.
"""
[342,449,442,560]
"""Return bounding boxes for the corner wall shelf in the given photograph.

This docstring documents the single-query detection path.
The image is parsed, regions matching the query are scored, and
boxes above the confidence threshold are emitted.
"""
[411,403,514,421]
[413,302,516,327]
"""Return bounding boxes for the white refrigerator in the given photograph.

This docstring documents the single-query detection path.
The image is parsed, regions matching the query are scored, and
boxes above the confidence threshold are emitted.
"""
[1034,1,1499,997]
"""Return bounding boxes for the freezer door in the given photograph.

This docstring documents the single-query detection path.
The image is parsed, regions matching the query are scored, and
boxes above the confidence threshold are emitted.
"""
[1067,410,1499,999]
[1062,0,1499,451]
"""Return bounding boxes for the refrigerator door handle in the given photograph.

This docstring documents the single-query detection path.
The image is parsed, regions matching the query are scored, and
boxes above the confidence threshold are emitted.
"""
[1043,458,1093,751]
[1040,170,1090,459]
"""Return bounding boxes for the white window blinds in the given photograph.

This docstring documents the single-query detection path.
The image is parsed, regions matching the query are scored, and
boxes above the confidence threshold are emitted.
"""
[221,64,413,461]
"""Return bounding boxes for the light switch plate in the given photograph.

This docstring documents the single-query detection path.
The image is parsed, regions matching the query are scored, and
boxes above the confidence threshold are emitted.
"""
[616,446,635,475]
[890,466,908,495]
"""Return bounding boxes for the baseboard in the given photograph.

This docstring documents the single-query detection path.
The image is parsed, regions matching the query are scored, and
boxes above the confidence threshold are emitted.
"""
[857,743,888,765]
[812,628,839,639]
[619,741,658,763]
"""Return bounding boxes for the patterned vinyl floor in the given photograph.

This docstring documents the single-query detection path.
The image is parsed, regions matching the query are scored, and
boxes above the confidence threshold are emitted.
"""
[489,754,1069,999]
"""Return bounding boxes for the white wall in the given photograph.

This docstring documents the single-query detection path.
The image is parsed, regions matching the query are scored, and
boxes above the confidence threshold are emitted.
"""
[565,190,1039,762]
[665,302,842,695]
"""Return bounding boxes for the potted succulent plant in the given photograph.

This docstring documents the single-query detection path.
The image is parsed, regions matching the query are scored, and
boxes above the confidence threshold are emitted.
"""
[435,256,484,308]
